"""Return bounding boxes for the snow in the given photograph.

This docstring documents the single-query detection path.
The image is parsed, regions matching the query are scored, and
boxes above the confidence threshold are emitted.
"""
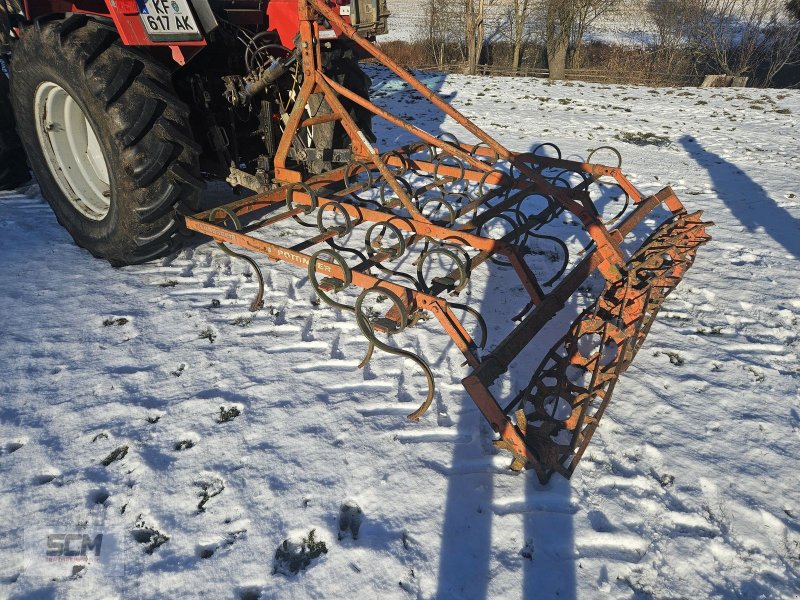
[1,69,800,599]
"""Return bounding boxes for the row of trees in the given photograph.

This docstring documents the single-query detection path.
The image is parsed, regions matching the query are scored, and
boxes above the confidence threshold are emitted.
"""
[414,0,800,86]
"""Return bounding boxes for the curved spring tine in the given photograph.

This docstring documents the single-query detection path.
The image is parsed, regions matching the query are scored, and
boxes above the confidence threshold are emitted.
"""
[440,237,474,278]
[381,149,410,176]
[479,213,519,268]
[477,168,510,199]
[344,159,378,204]
[216,243,265,312]
[418,196,457,226]
[598,184,631,227]
[512,300,534,323]
[432,153,466,184]
[357,340,375,369]
[531,142,562,161]
[316,199,354,238]
[286,181,319,228]
[354,287,434,422]
[408,142,438,176]
[379,175,414,208]
[587,145,622,170]
[365,221,407,259]
[416,246,468,294]
[210,207,265,312]
[436,131,461,152]
[450,302,488,349]
[523,230,570,287]
[470,141,500,164]
[307,248,354,312]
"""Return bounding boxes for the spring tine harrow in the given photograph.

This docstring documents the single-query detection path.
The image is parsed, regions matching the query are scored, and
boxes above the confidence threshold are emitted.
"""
[183,0,712,483]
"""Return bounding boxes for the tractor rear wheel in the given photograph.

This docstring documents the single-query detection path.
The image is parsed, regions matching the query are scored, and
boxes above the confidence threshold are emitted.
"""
[10,16,204,266]
[0,62,30,190]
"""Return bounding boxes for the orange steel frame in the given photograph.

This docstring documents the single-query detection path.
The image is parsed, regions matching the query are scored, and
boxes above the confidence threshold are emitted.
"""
[184,0,709,482]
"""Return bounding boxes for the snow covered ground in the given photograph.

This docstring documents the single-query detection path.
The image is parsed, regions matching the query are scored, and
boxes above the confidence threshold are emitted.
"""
[1,69,799,599]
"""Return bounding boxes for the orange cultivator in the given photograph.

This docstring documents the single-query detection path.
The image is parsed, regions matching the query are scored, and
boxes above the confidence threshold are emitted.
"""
[184,0,711,483]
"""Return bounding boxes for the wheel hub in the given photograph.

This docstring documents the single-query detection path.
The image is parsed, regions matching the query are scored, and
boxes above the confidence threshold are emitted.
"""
[34,81,111,221]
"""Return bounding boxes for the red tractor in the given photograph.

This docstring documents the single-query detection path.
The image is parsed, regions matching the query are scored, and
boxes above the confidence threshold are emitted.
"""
[0,0,387,264]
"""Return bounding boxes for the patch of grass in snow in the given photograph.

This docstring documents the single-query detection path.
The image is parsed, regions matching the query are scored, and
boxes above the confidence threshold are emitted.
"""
[217,406,241,423]
[101,445,128,466]
[199,328,216,343]
[746,365,765,382]
[653,350,685,366]
[197,477,225,511]
[659,473,675,488]
[273,529,328,576]
[696,326,724,335]
[784,537,800,566]
[102,317,128,327]
[132,516,169,554]
[337,502,363,541]
[520,540,534,561]
[232,315,252,327]
[615,131,670,147]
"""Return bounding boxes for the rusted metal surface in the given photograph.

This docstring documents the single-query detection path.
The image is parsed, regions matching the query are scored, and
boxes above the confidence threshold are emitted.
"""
[184,0,711,483]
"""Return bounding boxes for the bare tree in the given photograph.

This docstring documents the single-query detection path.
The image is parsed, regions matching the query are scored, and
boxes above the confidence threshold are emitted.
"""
[541,0,573,79]
[685,0,800,85]
[465,0,487,74]
[569,0,619,67]
[647,0,707,79]
[700,1,783,77]
[510,0,534,73]
[537,0,618,79]
[420,0,466,67]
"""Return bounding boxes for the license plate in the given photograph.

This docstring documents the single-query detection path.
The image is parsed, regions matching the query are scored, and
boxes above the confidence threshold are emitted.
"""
[136,0,202,41]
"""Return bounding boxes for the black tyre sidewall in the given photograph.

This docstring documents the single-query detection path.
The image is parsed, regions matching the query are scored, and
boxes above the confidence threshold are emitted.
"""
[0,61,30,189]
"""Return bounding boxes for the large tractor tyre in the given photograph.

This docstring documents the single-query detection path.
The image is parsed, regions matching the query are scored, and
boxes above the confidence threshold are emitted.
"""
[306,43,374,174]
[0,63,31,190]
[10,16,204,266]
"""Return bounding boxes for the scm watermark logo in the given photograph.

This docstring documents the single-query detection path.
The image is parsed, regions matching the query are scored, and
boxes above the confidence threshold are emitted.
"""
[24,526,126,577]
[46,533,104,560]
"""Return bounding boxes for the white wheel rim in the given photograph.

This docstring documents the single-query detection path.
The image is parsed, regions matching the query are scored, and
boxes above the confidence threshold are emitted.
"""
[34,82,111,220]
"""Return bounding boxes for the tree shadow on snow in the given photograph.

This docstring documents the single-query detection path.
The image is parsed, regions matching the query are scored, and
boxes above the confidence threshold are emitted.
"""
[680,135,800,260]
[436,136,578,599]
